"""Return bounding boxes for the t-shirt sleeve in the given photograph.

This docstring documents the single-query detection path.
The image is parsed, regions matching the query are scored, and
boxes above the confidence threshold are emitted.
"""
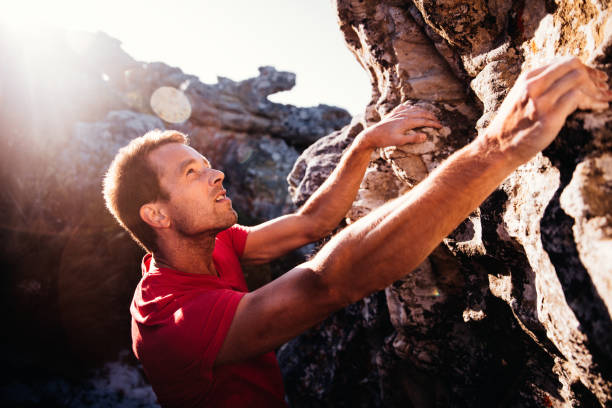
[227,224,251,257]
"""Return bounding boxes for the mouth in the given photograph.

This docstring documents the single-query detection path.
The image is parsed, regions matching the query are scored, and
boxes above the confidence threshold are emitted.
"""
[214,190,230,203]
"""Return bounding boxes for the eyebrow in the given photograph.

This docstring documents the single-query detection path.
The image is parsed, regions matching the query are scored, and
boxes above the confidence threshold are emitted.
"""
[177,158,197,175]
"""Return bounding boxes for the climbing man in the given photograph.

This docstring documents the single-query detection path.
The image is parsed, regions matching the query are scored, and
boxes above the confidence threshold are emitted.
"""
[103,57,611,407]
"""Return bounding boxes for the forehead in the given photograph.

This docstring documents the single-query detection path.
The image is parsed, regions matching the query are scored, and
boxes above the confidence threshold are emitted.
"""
[147,143,209,178]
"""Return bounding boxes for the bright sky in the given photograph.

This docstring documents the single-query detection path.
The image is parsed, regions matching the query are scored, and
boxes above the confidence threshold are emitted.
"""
[2,0,371,115]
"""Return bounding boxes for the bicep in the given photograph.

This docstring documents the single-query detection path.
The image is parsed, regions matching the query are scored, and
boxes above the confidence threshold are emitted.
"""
[241,213,319,264]
[214,262,346,366]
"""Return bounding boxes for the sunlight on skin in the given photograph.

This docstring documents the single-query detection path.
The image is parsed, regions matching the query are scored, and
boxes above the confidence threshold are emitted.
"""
[1,0,370,115]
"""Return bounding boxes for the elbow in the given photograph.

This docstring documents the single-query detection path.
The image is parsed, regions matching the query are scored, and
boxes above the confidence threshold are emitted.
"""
[333,279,373,307]
[306,261,364,312]
[299,213,337,242]
[299,262,353,313]
[307,230,377,308]
[306,226,334,242]
[325,282,359,310]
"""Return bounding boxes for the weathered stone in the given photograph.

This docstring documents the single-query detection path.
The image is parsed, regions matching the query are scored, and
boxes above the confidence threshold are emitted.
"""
[124,63,351,148]
[560,154,612,315]
[278,291,397,408]
[346,158,406,222]
[285,0,612,406]
[288,115,365,206]
[2,2,612,406]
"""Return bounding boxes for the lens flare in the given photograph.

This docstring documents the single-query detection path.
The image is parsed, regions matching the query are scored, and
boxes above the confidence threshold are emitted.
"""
[237,145,254,164]
[150,86,192,124]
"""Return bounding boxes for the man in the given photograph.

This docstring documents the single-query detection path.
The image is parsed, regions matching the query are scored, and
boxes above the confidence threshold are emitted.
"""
[103,58,611,407]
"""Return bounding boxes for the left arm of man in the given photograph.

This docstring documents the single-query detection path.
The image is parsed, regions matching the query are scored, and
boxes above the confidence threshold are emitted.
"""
[241,106,442,264]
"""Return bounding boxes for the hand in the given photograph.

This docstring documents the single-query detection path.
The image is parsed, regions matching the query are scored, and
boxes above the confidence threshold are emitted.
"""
[481,57,612,165]
[356,103,442,150]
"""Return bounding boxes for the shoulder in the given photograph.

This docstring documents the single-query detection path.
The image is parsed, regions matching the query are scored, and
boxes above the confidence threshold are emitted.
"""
[217,224,252,257]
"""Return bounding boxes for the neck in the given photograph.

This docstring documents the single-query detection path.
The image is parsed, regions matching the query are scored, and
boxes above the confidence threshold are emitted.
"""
[153,231,218,276]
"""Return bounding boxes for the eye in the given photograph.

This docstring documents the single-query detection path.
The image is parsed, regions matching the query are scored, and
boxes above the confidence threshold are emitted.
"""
[186,168,196,176]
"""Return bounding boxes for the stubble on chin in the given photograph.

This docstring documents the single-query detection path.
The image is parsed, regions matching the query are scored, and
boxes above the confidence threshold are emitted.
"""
[224,208,238,229]
[205,205,238,234]
[171,207,236,238]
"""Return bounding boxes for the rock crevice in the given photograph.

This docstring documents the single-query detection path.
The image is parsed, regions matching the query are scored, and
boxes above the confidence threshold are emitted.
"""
[284,1,612,406]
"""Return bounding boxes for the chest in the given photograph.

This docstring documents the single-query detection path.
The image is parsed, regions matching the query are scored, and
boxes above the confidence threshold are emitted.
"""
[212,239,248,292]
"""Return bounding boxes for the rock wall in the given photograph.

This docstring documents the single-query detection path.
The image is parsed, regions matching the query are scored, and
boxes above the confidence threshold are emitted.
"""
[282,1,612,407]
[0,26,350,404]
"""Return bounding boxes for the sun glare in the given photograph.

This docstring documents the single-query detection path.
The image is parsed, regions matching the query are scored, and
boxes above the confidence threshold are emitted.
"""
[0,0,134,33]
[0,0,371,114]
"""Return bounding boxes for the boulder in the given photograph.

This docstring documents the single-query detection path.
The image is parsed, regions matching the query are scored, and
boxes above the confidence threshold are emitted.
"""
[283,1,612,406]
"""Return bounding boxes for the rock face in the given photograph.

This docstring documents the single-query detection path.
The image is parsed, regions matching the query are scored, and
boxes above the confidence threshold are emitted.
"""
[283,1,612,407]
[0,26,350,404]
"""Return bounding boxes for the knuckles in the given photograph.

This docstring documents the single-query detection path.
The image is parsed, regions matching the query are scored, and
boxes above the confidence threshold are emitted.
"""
[573,67,590,84]
[561,55,582,69]
[524,79,539,98]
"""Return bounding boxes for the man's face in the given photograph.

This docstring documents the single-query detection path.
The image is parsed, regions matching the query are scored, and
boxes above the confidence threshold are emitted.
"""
[147,143,237,236]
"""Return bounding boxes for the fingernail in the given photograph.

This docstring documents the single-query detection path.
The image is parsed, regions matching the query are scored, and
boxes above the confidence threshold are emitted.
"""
[598,70,609,80]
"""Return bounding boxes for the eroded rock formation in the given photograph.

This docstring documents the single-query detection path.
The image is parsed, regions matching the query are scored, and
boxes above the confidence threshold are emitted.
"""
[283,1,612,406]
[0,26,350,404]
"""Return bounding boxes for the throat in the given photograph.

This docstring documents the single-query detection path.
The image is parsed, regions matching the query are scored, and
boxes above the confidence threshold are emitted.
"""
[154,228,219,276]
[153,244,217,276]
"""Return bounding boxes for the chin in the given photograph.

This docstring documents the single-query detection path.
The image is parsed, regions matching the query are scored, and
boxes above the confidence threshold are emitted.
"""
[228,210,238,226]
[218,210,238,231]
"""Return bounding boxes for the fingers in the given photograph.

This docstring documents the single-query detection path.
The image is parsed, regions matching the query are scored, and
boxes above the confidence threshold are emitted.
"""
[540,67,602,109]
[586,65,608,82]
[386,105,442,128]
[524,65,548,80]
[555,89,585,119]
[526,57,585,96]
[401,130,428,143]
[378,103,443,146]
[527,57,611,117]
[389,105,438,121]
[393,117,443,129]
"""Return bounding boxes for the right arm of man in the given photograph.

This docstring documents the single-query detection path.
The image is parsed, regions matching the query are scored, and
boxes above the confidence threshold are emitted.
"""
[215,57,612,366]
[240,105,441,265]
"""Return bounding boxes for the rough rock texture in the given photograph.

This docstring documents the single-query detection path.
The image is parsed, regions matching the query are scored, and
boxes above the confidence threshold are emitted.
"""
[283,1,612,407]
[0,26,349,405]
[124,63,351,148]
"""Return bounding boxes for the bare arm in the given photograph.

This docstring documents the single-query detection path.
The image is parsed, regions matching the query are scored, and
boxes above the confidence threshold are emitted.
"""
[217,57,612,365]
[241,106,442,264]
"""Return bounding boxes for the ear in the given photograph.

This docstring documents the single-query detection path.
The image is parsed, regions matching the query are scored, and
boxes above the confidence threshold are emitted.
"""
[139,203,170,229]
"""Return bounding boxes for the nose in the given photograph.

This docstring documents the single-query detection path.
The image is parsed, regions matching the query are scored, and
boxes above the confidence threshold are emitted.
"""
[209,168,225,186]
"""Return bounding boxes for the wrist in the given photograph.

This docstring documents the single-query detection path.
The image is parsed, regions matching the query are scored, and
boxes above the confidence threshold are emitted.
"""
[471,129,524,173]
[352,130,377,153]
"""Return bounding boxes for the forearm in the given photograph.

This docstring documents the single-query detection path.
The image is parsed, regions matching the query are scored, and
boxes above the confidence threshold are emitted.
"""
[310,138,517,302]
[297,134,374,237]
[218,59,611,365]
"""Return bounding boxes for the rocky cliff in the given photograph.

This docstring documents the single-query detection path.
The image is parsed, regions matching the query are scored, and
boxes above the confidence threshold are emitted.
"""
[282,1,612,407]
[0,26,350,404]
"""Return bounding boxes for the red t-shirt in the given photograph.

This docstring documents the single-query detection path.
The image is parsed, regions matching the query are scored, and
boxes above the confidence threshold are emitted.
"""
[130,225,287,407]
